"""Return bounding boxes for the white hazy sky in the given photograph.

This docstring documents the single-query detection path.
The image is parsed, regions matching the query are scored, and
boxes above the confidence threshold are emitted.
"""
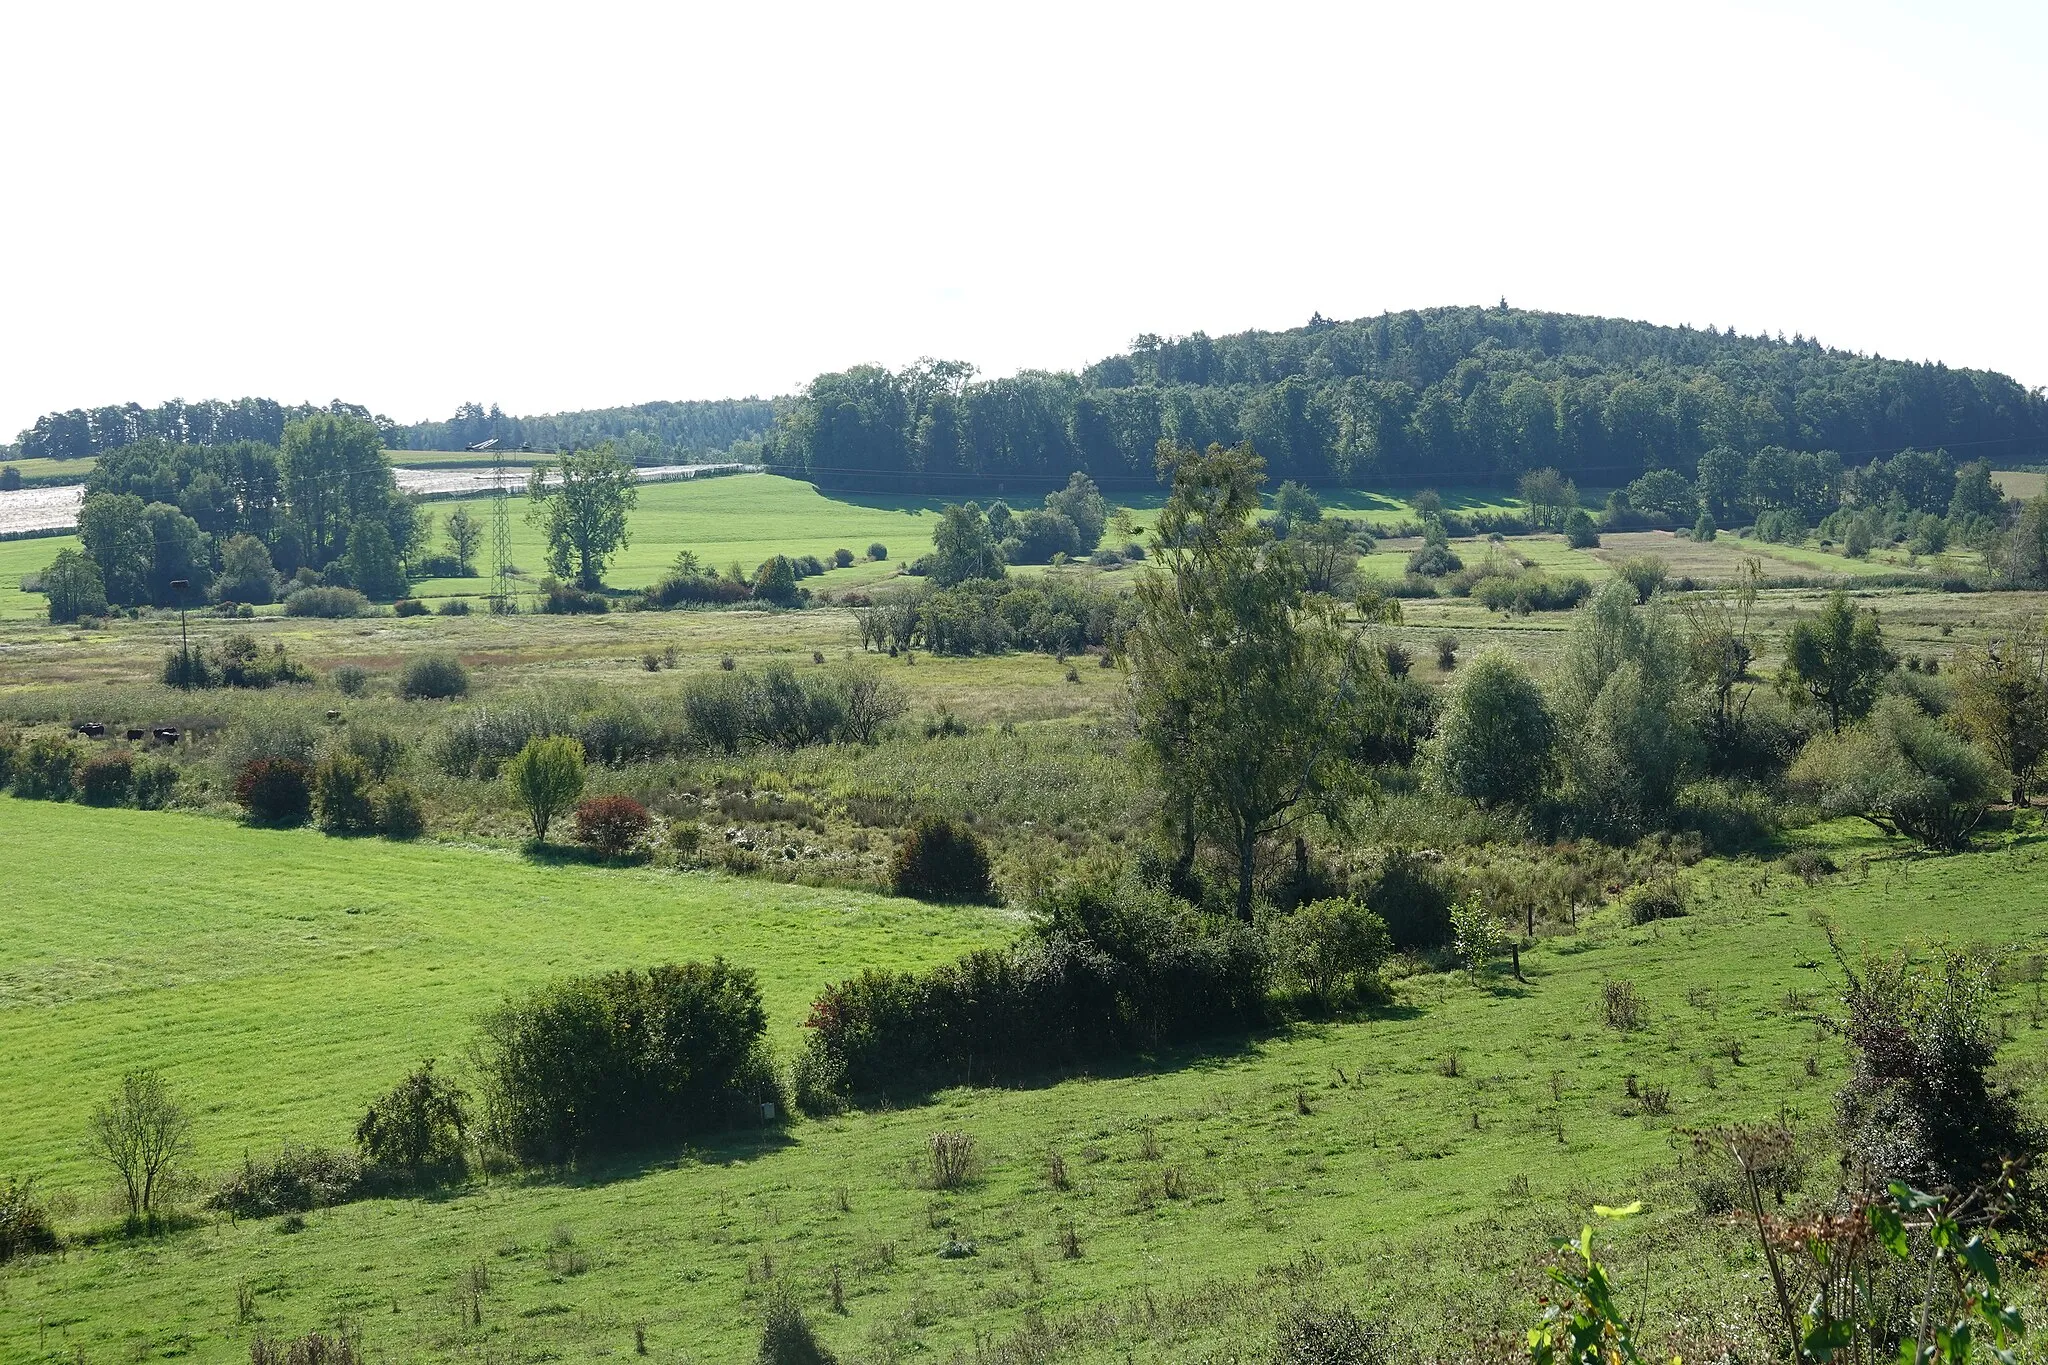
[2,0,2043,441]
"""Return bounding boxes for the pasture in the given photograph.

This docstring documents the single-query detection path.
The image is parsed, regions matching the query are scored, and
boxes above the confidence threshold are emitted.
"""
[3,793,2046,1361]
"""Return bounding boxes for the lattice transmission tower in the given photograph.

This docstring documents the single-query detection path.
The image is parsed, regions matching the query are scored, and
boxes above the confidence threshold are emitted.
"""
[489,447,513,612]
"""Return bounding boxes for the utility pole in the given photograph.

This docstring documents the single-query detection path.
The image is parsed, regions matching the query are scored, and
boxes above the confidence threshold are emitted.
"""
[169,579,192,687]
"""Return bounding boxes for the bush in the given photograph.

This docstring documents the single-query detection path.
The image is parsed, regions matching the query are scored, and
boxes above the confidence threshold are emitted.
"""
[644,569,750,608]
[13,736,78,800]
[539,578,609,614]
[200,633,310,689]
[233,757,313,826]
[832,547,854,568]
[867,542,887,562]
[1270,898,1392,1008]
[398,654,470,701]
[206,1142,365,1219]
[0,1177,57,1264]
[1755,508,1807,544]
[573,795,652,857]
[475,961,772,1164]
[799,872,1268,1097]
[1838,950,2042,1204]
[133,758,180,810]
[283,586,369,618]
[1563,508,1600,548]
[333,665,371,697]
[77,750,135,807]
[436,597,471,616]
[355,1060,469,1179]
[1405,543,1462,577]
[393,598,428,617]
[1693,511,1717,542]
[313,753,378,834]
[1356,848,1455,950]
[1621,878,1687,925]
[375,782,426,839]
[1434,633,1459,670]
[1616,555,1669,603]
[759,1285,839,1365]
[1788,696,2000,850]
[1275,1302,1391,1365]
[682,663,905,751]
[889,816,993,901]
[506,735,585,841]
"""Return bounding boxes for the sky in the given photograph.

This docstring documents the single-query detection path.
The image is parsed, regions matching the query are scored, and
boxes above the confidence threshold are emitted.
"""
[1,0,2043,441]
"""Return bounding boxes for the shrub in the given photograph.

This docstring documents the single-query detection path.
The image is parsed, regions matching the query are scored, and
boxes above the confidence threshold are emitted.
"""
[0,1176,57,1264]
[1616,555,1669,603]
[313,753,378,834]
[233,757,313,826]
[77,750,136,807]
[332,665,371,697]
[375,782,426,839]
[925,1131,979,1189]
[206,1143,364,1219]
[1622,878,1687,925]
[539,578,609,614]
[1450,900,1508,970]
[1693,511,1717,542]
[393,598,428,617]
[249,1328,365,1365]
[1405,543,1462,577]
[1787,696,2000,850]
[644,570,750,608]
[1430,648,1554,808]
[889,816,993,901]
[1275,1302,1392,1365]
[800,872,1268,1097]
[573,795,652,857]
[398,654,470,701]
[759,1285,839,1365]
[283,586,368,618]
[355,1060,469,1179]
[1434,633,1459,670]
[474,961,772,1164]
[506,735,585,841]
[1563,508,1600,548]
[161,646,215,689]
[436,597,471,616]
[1838,949,2043,1202]
[199,633,310,689]
[133,758,180,810]
[341,725,408,781]
[1270,898,1392,1007]
[1356,848,1454,950]
[13,736,78,800]
[1601,980,1648,1031]
[867,542,887,561]
[832,547,854,568]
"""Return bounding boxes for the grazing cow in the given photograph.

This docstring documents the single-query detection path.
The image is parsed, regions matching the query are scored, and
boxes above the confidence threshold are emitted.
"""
[126,729,146,741]
[151,727,180,744]
[74,722,106,739]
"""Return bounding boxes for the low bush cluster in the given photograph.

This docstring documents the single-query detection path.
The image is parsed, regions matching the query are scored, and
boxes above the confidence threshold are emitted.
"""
[282,586,369,619]
[573,795,653,857]
[0,1176,57,1263]
[539,578,610,614]
[233,757,314,826]
[796,873,1268,1100]
[475,960,775,1164]
[682,663,906,751]
[355,1060,469,1180]
[161,632,311,690]
[398,654,470,701]
[206,1142,365,1219]
[870,577,1129,657]
[888,815,993,901]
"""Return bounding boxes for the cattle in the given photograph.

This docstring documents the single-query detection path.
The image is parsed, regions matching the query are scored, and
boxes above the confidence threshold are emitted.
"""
[151,727,181,744]
[73,722,106,739]
[125,729,146,741]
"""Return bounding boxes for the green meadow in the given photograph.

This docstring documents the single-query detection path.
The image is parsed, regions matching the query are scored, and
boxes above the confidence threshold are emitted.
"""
[4,794,2047,1361]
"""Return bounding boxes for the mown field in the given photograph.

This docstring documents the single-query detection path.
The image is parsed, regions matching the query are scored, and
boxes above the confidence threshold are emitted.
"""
[3,794,2047,1362]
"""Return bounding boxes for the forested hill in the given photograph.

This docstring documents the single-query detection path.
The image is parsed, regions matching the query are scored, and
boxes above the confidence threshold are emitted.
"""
[13,306,2045,487]
[764,306,2048,490]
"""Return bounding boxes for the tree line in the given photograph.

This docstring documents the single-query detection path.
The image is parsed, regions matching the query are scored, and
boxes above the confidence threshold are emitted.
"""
[13,398,387,462]
[386,398,782,461]
[763,306,2047,490]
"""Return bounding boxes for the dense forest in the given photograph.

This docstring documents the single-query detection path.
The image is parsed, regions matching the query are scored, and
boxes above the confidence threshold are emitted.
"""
[14,306,2045,488]
[764,306,2048,490]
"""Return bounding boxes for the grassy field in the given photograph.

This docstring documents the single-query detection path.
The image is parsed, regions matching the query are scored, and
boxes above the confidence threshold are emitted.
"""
[3,795,2047,1361]
[0,456,97,483]
[1995,469,2046,501]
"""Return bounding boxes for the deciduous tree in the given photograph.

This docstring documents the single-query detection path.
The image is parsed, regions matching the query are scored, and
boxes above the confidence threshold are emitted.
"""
[527,445,638,590]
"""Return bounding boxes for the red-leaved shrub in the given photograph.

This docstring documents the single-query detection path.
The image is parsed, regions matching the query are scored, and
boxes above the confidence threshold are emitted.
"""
[573,795,652,858]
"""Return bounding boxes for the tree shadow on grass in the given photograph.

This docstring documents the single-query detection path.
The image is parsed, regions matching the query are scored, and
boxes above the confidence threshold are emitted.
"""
[515,841,651,870]
[493,1123,800,1192]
